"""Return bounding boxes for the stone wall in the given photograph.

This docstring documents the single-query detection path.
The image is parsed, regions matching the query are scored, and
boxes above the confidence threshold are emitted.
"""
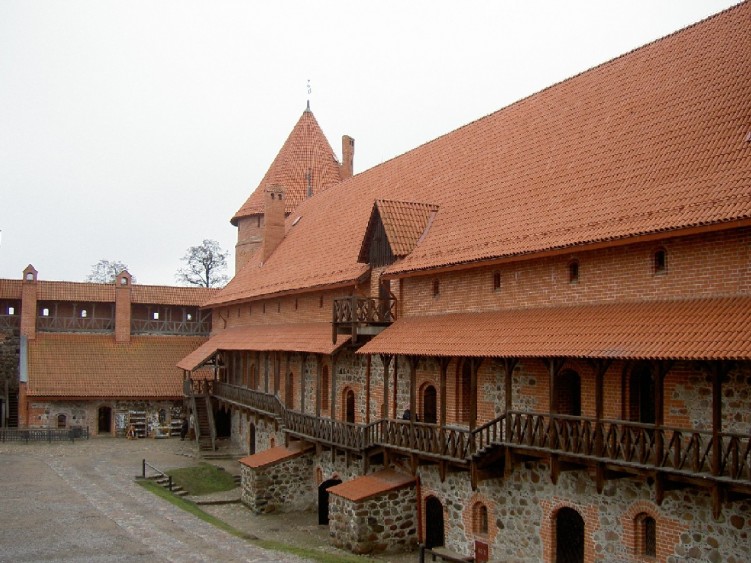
[240,452,315,513]
[329,484,417,555]
[418,462,750,563]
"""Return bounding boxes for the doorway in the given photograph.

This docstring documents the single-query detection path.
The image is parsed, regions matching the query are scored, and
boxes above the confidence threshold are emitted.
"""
[318,478,342,525]
[422,384,437,424]
[424,496,445,549]
[555,507,584,563]
[97,406,112,434]
[344,389,355,423]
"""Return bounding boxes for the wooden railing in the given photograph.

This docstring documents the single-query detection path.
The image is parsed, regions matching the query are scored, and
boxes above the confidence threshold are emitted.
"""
[191,380,751,485]
[131,318,211,336]
[332,296,396,343]
[0,314,20,329]
[37,315,114,332]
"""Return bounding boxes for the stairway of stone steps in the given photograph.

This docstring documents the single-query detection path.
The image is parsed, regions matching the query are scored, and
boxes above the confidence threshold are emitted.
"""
[150,475,189,497]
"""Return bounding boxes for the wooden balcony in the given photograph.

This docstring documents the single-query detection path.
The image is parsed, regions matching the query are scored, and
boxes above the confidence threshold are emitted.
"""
[131,318,211,336]
[37,315,114,333]
[332,296,396,344]
[192,381,751,498]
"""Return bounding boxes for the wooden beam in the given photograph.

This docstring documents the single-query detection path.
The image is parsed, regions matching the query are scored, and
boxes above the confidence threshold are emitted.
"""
[439,357,451,429]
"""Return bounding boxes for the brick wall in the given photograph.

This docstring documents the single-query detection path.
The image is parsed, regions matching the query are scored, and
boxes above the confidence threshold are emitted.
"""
[400,228,751,317]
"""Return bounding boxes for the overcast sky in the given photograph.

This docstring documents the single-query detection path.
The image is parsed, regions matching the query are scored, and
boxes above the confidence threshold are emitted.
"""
[0,1,739,285]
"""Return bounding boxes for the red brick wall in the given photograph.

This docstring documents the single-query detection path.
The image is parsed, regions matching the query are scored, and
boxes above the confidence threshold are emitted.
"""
[401,228,751,316]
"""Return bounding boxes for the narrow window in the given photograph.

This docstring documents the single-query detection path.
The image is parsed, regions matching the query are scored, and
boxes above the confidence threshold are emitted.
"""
[474,503,489,535]
[654,248,667,274]
[8,306,15,315]
[568,260,579,284]
[152,312,159,320]
[57,414,67,428]
[41,308,49,317]
[432,279,440,297]
[640,514,657,557]
[262,303,266,314]
[295,298,298,310]
[493,271,501,291]
[81,309,88,318]
[277,302,281,313]
[319,295,324,308]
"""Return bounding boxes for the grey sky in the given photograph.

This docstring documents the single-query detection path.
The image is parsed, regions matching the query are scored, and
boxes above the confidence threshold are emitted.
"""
[0,1,739,285]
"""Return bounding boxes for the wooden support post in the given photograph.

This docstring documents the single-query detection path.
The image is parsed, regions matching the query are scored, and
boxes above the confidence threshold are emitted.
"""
[299,353,306,414]
[330,353,338,421]
[380,354,392,419]
[439,358,450,428]
[407,356,419,422]
[315,355,322,417]
[365,354,371,424]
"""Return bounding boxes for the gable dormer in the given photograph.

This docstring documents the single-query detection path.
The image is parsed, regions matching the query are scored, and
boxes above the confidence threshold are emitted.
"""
[357,200,439,267]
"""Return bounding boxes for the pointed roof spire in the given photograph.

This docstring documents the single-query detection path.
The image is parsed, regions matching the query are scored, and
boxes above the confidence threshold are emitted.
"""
[231,107,345,225]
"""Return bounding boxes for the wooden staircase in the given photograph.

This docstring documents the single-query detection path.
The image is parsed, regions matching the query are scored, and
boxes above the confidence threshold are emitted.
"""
[193,396,215,452]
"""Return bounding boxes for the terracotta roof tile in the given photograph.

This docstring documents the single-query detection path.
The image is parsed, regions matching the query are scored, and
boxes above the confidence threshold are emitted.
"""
[358,200,439,262]
[231,108,344,224]
[27,334,212,398]
[177,323,349,370]
[239,442,313,468]
[357,296,751,361]
[0,279,217,305]
[327,469,415,502]
[210,4,751,305]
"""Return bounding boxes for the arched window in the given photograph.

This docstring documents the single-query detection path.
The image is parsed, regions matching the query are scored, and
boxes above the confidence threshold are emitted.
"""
[636,513,657,557]
[158,409,167,424]
[653,248,667,274]
[344,388,355,423]
[474,502,489,536]
[57,414,67,428]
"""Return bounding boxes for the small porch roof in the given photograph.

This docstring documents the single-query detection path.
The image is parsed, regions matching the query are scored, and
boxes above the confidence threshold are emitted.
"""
[357,296,751,361]
[327,469,416,502]
[177,322,350,371]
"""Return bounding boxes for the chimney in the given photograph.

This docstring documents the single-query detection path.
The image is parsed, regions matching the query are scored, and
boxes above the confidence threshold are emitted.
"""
[261,185,286,263]
[115,270,132,343]
[20,265,38,340]
[341,135,355,179]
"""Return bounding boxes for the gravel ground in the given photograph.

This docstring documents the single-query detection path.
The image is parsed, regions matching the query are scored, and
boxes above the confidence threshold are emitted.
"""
[0,437,416,563]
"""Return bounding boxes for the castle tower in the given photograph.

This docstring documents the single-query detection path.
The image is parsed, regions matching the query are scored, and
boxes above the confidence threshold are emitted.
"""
[231,104,354,272]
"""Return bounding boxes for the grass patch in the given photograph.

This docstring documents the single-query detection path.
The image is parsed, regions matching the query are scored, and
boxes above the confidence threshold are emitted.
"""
[137,479,389,563]
[166,462,236,495]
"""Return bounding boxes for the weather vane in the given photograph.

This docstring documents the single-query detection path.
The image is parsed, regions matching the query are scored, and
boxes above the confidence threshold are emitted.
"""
[307,79,312,96]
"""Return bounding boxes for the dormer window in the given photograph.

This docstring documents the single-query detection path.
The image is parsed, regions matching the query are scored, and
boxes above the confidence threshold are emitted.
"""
[568,260,579,284]
[25,273,34,281]
[654,248,667,274]
[120,276,128,285]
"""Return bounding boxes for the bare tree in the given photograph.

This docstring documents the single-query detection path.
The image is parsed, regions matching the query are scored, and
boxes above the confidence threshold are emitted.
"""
[176,239,229,288]
[86,259,133,283]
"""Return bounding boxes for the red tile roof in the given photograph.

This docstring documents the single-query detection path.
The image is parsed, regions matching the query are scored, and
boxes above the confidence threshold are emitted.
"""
[239,442,313,469]
[358,200,439,262]
[177,323,350,371]
[358,297,751,361]
[26,334,212,398]
[327,469,415,502]
[210,4,751,306]
[231,107,345,224]
[0,279,217,305]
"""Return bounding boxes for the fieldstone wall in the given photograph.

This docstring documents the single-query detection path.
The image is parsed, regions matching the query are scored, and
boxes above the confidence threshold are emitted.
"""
[231,410,284,453]
[240,451,315,513]
[329,484,418,555]
[418,461,750,562]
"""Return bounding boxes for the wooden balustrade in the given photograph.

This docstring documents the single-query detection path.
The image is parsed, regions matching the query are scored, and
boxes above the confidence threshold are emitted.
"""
[189,380,751,486]
[332,296,397,343]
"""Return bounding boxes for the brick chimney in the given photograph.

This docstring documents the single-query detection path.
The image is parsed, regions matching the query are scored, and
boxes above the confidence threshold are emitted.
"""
[20,265,38,340]
[341,135,355,179]
[115,270,132,343]
[261,185,286,263]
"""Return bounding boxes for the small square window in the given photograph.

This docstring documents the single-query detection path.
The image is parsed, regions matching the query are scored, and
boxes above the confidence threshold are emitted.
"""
[152,312,159,320]
[81,310,88,318]
[42,308,49,316]
[8,306,15,315]
[186,313,193,321]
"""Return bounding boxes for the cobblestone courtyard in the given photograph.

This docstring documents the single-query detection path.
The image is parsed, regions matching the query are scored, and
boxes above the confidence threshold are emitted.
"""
[0,437,411,563]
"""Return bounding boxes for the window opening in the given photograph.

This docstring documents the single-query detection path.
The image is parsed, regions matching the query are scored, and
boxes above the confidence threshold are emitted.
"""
[642,515,656,557]
[8,306,15,315]
[81,309,88,318]
[493,271,501,291]
[432,279,440,297]
[654,248,667,274]
[568,260,579,284]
